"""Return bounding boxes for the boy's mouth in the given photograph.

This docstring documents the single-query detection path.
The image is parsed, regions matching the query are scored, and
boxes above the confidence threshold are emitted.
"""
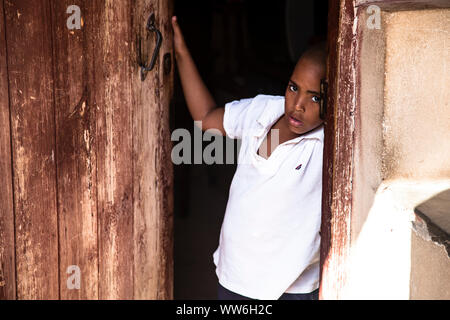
[288,114,303,127]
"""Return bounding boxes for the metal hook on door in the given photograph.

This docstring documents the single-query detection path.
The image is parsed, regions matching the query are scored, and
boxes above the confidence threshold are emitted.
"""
[138,13,162,81]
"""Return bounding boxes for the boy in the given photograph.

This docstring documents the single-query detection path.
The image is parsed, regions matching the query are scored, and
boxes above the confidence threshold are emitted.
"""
[172,16,325,300]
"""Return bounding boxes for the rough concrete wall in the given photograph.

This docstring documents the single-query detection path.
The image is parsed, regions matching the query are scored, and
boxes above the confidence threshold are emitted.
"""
[347,8,450,300]
[352,10,386,242]
[383,9,450,180]
[346,9,414,300]
[384,9,450,300]
[411,231,450,299]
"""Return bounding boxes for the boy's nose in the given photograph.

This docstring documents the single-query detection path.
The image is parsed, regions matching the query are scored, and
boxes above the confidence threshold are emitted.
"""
[294,96,305,112]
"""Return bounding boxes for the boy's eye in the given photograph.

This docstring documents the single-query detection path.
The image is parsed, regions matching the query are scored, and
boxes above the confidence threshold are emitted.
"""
[312,96,320,103]
[288,84,297,92]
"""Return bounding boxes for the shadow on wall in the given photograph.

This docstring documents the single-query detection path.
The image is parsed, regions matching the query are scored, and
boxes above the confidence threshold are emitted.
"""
[414,188,450,255]
[411,189,450,300]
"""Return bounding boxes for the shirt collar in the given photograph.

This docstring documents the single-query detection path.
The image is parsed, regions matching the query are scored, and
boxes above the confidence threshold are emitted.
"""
[256,96,285,129]
[254,96,284,137]
[254,96,324,144]
[286,123,324,144]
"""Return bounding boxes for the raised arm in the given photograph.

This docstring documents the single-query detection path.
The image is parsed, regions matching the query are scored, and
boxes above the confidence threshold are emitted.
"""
[171,16,225,135]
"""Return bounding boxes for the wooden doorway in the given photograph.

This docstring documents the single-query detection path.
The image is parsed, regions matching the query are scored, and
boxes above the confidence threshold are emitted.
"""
[172,0,329,299]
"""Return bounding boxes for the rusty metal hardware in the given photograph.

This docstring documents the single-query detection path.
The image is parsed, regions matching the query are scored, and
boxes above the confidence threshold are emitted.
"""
[138,13,162,81]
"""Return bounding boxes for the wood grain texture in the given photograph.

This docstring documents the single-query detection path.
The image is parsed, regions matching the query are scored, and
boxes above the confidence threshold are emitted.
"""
[131,0,174,299]
[319,0,357,299]
[51,0,99,299]
[91,0,135,299]
[0,0,16,300]
[155,0,174,299]
[4,0,59,299]
[319,0,339,300]
[1,0,173,300]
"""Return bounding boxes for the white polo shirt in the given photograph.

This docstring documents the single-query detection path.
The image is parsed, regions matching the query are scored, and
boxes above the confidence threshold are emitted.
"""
[213,94,324,300]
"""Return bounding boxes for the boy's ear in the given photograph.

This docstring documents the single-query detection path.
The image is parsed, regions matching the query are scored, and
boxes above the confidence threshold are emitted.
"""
[319,79,328,120]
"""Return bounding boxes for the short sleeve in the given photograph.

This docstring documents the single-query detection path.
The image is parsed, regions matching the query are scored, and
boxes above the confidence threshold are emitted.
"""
[223,97,255,139]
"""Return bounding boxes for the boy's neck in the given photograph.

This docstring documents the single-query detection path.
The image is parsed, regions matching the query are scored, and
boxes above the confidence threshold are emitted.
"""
[272,114,300,144]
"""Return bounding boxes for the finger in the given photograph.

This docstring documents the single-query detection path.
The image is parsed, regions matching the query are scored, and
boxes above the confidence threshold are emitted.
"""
[171,16,179,29]
[172,16,185,40]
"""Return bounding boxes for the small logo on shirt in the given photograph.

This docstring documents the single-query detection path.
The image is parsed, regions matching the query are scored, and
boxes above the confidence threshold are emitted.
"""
[295,163,302,170]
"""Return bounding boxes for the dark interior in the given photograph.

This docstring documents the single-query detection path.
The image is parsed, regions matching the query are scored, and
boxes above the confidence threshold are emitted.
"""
[171,0,328,299]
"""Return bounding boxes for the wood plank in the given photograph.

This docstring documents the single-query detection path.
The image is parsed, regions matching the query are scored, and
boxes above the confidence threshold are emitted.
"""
[0,0,16,300]
[4,0,59,299]
[1,0,174,300]
[155,0,174,300]
[92,0,135,299]
[131,0,174,299]
[50,0,98,299]
[319,0,340,300]
[131,0,158,299]
[319,0,357,299]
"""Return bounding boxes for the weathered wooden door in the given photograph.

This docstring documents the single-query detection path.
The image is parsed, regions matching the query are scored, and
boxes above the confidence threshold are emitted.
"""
[0,0,173,299]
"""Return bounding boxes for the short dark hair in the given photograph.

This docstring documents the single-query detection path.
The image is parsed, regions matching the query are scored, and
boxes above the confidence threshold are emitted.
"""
[299,41,327,72]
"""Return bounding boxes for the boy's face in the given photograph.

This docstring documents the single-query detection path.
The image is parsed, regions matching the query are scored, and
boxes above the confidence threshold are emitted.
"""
[284,56,325,136]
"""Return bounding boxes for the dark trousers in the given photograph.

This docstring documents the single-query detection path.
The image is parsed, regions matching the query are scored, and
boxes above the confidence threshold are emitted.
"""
[217,282,319,300]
